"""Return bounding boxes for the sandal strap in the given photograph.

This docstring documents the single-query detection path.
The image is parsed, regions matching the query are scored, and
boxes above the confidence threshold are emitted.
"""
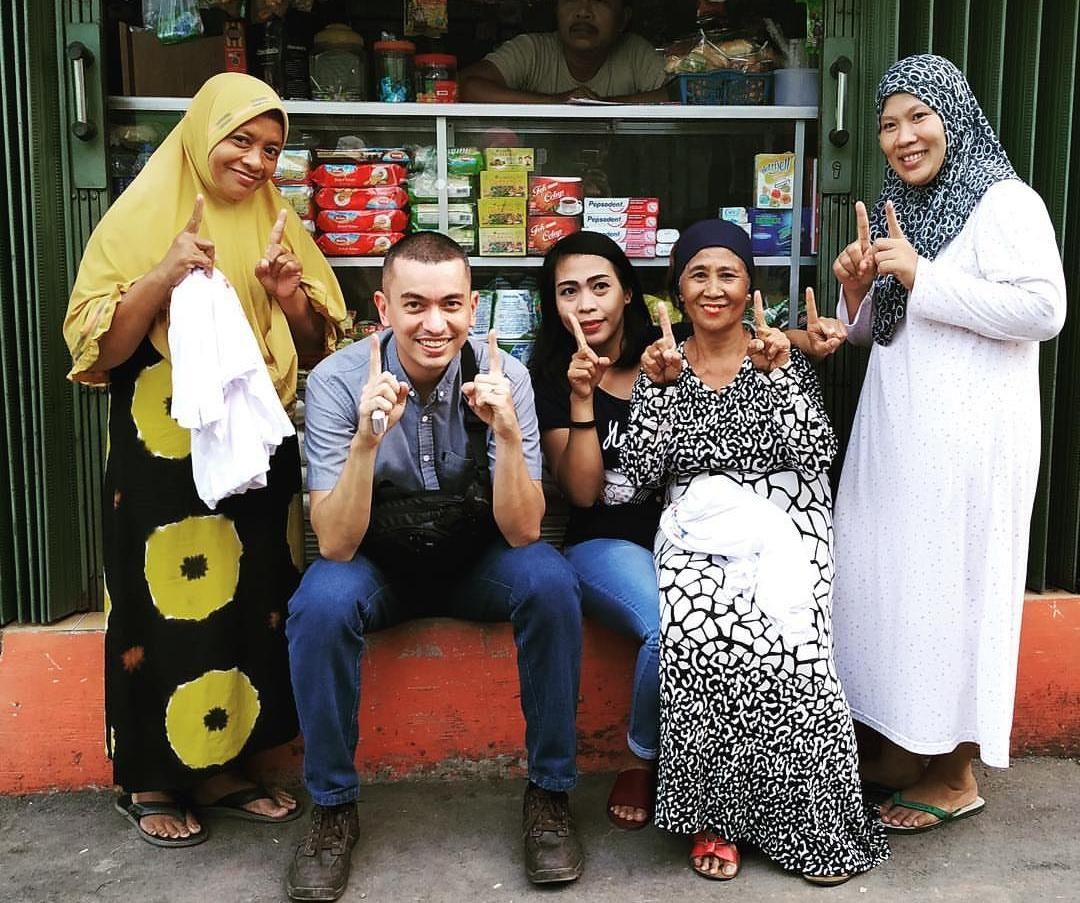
[206,783,272,810]
[690,831,739,865]
[122,796,188,821]
[888,791,950,822]
[607,767,656,810]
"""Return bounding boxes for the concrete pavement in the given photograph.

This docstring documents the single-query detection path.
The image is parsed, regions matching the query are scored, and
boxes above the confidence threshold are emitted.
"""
[2,758,1077,903]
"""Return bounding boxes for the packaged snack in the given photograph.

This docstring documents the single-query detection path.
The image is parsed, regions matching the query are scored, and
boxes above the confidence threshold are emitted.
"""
[480,170,528,198]
[754,153,795,208]
[315,186,409,210]
[583,197,660,216]
[720,205,752,235]
[656,228,681,244]
[316,209,409,233]
[273,147,312,184]
[311,163,408,188]
[527,216,581,255]
[478,227,526,256]
[315,232,405,256]
[448,147,485,175]
[582,211,659,230]
[410,203,475,227]
[278,184,315,219]
[749,208,812,255]
[301,219,316,234]
[478,198,527,226]
[656,242,674,257]
[409,172,474,200]
[317,147,413,166]
[483,147,535,171]
[528,176,583,215]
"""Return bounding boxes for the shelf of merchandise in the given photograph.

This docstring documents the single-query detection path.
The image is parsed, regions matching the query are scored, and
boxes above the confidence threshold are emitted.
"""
[109,98,818,322]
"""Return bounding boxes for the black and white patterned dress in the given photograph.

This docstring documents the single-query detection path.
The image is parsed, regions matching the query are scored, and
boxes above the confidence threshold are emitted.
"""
[622,347,888,876]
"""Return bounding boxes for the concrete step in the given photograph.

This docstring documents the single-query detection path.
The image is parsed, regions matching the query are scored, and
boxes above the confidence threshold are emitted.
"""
[1,594,1078,794]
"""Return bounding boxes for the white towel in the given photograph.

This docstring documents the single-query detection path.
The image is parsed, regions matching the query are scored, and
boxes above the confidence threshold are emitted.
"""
[168,269,295,509]
[659,473,818,646]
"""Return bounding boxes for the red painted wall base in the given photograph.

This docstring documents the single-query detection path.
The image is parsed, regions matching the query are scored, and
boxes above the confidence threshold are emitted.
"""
[2,595,1078,794]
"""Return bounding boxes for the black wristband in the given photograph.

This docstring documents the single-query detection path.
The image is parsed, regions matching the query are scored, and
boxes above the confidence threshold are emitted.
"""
[568,420,597,430]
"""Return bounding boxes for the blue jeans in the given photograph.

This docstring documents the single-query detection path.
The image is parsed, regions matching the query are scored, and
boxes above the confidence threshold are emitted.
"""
[286,539,582,806]
[564,538,660,760]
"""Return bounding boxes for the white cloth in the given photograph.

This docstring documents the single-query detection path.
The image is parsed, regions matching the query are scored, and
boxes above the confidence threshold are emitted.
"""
[168,269,295,509]
[831,179,1066,767]
[660,472,819,646]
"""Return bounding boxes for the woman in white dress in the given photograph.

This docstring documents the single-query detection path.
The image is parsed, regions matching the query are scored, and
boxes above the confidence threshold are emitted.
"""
[831,54,1066,833]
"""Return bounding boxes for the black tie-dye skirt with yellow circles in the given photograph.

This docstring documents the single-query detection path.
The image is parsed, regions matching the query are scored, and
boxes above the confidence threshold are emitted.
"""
[102,338,303,792]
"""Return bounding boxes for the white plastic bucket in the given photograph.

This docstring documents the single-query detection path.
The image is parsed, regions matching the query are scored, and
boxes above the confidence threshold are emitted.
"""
[773,68,818,106]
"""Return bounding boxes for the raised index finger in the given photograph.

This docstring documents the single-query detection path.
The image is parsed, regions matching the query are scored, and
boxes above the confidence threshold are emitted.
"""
[657,301,675,346]
[805,286,819,326]
[487,329,502,377]
[855,200,871,249]
[267,209,288,253]
[368,333,382,382]
[569,316,589,353]
[185,194,204,234]
[885,200,904,239]
[752,290,767,331]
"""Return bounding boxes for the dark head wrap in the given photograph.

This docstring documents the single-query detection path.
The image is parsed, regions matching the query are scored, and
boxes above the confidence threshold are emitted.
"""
[672,219,756,293]
[871,54,1017,344]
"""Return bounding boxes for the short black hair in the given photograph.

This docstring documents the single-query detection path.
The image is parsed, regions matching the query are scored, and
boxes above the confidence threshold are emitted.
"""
[382,231,470,290]
[529,230,652,388]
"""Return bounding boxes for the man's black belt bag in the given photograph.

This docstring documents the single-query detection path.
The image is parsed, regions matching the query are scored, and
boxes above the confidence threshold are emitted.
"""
[360,338,498,577]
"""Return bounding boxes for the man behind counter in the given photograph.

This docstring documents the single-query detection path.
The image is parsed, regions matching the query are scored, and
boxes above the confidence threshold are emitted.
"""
[460,0,672,104]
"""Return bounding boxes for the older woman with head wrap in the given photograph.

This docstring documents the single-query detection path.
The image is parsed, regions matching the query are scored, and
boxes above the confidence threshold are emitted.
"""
[830,54,1065,833]
[63,73,346,847]
[620,220,888,885]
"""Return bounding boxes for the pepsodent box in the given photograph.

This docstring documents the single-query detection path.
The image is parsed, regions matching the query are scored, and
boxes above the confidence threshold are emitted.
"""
[583,197,660,216]
[582,211,659,229]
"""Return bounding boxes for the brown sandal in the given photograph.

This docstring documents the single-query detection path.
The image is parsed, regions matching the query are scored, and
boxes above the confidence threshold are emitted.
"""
[606,767,656,830]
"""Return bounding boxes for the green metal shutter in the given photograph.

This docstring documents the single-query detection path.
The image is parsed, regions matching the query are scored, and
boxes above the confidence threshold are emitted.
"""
[822,0,1080,592]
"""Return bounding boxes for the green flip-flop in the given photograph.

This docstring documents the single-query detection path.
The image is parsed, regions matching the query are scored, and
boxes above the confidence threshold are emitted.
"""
[883,791,986,834]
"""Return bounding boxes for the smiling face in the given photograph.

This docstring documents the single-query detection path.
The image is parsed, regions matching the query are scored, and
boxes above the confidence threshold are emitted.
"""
[207,112,283,202]
[678,247,751,334]
[374,257,478,397]
[554,253,630,360]
[879,92,947,187]
[556,0,628,56]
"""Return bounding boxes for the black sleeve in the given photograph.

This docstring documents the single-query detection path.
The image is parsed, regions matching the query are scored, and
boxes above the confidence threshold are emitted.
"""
[531,373,570,432]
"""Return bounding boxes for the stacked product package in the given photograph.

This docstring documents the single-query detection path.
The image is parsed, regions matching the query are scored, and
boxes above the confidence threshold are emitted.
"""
[409,146,481,253]
[310,149,412,256]
[582,197,665,258]
[273,148,316,234]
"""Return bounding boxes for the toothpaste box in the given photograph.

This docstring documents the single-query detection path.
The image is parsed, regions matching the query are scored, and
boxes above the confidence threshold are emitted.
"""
[582,211,659,230]
[480,170,528,198]
[583,197,660,216]
[478,226,526,256]
[616,242,657,258]
[583,225,658,244]
[483,147,535,171]
[478,197,527,226]
[753,153,796,208]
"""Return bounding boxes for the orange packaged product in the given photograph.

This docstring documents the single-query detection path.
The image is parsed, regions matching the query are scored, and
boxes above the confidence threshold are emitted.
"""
[315,232,406,256]
[311,163,408,188]
[316,209,409,233]
[314,186,409,210]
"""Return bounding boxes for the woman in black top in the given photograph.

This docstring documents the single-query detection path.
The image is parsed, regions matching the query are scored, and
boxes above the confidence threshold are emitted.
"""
[530,231,674,830]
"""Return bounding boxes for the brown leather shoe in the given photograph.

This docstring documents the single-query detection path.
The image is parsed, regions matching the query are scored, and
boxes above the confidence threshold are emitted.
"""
[286,803,360,901]
[522,783,584,884]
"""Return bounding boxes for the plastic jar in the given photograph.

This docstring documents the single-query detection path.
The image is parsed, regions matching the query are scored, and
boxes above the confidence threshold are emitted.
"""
[414,53,458,103]
[373,39,416,103]
[310,24,366,101]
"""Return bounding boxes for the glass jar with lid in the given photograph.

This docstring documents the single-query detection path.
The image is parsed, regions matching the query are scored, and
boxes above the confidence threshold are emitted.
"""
[373,39,416,103]
[414,53,458,103]
[310,23,365,101]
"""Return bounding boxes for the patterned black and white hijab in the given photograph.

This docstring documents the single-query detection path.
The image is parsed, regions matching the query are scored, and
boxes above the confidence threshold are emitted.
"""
[870,54,1018,345]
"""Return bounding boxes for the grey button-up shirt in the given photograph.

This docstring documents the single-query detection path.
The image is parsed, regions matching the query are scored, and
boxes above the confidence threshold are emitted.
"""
[304,334,542,494]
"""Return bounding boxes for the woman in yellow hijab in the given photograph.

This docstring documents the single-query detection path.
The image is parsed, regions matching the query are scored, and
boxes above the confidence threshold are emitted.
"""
[64,73,346,848]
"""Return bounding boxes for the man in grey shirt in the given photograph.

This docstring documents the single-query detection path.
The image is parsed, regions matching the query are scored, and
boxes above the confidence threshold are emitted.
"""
[460,0,671,104]
[285,233,585,902]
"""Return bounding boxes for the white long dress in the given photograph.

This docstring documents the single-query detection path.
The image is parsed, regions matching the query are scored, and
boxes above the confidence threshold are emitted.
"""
[832,179,1066,768]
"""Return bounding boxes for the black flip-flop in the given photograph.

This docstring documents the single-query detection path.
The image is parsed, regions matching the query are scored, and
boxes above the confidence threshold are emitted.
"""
[198,783,303,823]
[115,793,208,848]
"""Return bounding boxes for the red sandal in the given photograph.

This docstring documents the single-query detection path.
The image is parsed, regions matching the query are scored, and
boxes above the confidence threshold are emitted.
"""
[689,831,740,881]
[606,767,657,830]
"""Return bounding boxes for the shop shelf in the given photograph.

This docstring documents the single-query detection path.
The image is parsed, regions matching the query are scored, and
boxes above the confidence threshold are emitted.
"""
[325,255,817,269]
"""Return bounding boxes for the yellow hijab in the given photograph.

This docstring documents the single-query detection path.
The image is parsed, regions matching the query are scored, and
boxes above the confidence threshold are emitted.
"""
[64,72,346,405]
